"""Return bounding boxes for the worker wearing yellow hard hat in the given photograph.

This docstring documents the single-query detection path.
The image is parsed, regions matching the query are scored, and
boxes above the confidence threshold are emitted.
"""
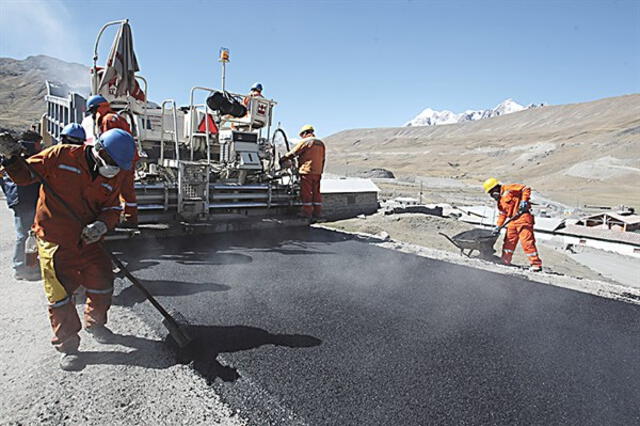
[482,177,500,194]
[483,177,542,271]
[280,124,325,220]
[298,124,315,137]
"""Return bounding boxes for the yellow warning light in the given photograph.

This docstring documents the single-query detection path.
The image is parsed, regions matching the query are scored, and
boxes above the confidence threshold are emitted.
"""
[219,48,230,63]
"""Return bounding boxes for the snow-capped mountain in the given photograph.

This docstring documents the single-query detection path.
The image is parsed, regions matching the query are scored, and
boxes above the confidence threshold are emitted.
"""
[405,98,534,127]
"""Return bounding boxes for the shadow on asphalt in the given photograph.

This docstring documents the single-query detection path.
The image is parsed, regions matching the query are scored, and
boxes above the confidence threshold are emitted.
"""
[108,227,349,275]
[114,279,232,307]
[115,251,253,274]
[167,324,322,384]
[76,325,321,379]
[100,228,330,379]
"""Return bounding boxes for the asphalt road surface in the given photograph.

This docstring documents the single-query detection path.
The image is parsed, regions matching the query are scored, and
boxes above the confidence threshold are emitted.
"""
[108,228,640,425]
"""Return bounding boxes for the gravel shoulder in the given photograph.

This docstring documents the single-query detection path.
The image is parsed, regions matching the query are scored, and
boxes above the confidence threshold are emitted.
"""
[322,212,614,283]
[0,203,245,426]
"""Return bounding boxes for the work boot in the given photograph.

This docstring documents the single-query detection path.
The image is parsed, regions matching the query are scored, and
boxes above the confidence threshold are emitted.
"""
[85,325,115,344]
[529,265,542,272]
[14,268,41,281]
[117,221,139,230]
[59,351,85,371]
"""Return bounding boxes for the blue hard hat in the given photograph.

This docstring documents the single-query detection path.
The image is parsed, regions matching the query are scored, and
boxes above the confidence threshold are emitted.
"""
[87,94,108,110]
[97,128,135,170]
[61,123,86,143]
[251,82,263,91]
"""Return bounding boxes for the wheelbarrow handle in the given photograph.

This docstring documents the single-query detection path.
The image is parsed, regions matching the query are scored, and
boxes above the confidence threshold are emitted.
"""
[438,232,463,251]
[496,212,524,232]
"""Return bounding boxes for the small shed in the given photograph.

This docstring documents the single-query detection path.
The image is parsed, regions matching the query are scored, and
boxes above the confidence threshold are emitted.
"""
[321,178,379,220]
[576,212,640,232]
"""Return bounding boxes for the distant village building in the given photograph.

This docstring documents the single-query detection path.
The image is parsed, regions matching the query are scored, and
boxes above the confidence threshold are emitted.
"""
[321,178,379,220]
[575,212,640,233]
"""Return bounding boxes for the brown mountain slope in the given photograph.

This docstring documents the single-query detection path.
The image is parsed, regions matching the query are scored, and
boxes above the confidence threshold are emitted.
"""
[0,55,89,132]
[325,94,640,207]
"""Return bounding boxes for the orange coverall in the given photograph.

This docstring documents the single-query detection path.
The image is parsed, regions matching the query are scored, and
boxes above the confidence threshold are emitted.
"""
[496,183,542,267]
[285,138,326,218]
[242,92,263,107]
[98,110,138,225]
[2,144,127,353]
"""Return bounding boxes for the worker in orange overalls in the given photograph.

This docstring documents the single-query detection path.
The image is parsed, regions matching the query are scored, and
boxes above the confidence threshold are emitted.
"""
[483,177,542,271]
[280,124,326,220]
[86,95,138,227]
[0,129,136,371]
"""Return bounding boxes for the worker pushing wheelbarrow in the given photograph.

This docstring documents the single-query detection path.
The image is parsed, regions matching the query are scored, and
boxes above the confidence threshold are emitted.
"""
[441,178,543,272]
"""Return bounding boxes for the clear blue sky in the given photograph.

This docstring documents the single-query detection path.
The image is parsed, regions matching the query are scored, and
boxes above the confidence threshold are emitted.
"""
[1,0,639,137]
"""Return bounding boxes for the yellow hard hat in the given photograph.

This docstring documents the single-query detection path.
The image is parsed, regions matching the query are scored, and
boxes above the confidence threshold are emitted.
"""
[483,177,500,193]
[299,124,315,137]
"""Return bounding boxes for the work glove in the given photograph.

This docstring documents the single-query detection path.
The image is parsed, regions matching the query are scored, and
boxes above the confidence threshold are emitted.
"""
[491,226,501,236]
[81,221,107,245]
[279,157,291,168]
[0,132,23,158]
[518,200,530,214]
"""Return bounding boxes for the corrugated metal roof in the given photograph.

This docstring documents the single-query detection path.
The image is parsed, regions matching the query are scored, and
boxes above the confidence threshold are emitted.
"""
[579,212,640,225]
[456,205,498,226]
[561,224,640,246]
[321,178,379,194]
[457,210,565,232]
[534,217,566,232]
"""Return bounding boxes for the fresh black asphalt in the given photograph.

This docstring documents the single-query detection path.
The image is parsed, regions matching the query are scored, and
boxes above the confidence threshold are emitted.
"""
[108,228,640,425]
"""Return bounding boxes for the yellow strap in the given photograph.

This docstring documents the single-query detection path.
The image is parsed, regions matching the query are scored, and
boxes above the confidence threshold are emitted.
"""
[36,239,69,304]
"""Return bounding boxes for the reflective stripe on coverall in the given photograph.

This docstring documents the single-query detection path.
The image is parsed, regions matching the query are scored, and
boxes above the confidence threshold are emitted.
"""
[285,137,326,217]
[2,144,126,352]
[496,183,542,267]
[98,111,138,224]
[300,174,322,218]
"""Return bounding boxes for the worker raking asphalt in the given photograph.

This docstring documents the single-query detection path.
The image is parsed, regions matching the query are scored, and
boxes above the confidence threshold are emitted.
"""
[108,227,640,425]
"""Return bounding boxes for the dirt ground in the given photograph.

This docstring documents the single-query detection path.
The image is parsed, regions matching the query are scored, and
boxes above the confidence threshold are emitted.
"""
[323,212,611,283]
[0,203,245,426]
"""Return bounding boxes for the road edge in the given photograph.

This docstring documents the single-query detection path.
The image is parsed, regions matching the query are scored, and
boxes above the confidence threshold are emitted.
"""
[314,224,640,306]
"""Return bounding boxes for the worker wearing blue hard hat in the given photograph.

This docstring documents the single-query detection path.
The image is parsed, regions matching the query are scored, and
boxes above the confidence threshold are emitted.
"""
[85,95,138,226]
[0,129,135,371]
[86,95,131,135]
[60,123,86,145]
[243,82,264,108]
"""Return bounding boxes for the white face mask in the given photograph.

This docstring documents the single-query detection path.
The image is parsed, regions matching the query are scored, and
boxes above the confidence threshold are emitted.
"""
[93,145,120,178]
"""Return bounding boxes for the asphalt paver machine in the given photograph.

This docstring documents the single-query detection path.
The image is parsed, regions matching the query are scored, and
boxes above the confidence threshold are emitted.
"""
[42,19,299,226]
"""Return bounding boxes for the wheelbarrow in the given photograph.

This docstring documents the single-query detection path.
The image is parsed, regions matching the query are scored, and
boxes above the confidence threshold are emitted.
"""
[439,229,499,258]
[439,214,522,258]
